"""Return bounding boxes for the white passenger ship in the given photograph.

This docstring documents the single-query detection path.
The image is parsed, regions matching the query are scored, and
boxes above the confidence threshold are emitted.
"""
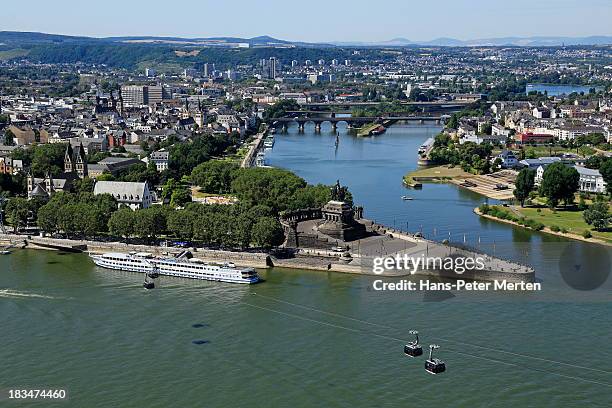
[90,252,259,284]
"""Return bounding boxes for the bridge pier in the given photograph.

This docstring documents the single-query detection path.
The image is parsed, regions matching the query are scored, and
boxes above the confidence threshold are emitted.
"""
[420,119,424,124]
[282,123,288,132]
[436,119,441,125]
[314,123,321,132]
[298,122,305,132]
[331,122,337,132]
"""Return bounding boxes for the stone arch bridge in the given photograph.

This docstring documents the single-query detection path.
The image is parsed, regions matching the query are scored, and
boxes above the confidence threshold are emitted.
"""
[273,114,444,132]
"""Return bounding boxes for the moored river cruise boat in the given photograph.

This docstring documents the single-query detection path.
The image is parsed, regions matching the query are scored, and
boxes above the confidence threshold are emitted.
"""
[90,252,259,284]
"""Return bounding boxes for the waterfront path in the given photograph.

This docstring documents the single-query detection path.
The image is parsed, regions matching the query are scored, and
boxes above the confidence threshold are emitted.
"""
[241,126,267,168]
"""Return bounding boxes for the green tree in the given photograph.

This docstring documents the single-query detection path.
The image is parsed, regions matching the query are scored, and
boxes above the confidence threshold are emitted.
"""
[0,173,25,195]
[36,192,74,233]
[262,99,300,121]
[539,163,579,208]
[193,212,215,244]
[600,158,612,194]
[251,216,284,248]
[231,168,306,213]
[132,206,169,240]
[5,197,31,232]
[288,184,339,210]
[583,202,610,231]
[191,161,238,194]
[170,187,191,208]
[96,173,115,181]
[30,143,67,176]
[74,177,96,195]
[4,129,15,146]
[514,169,535,207]
[230,213,253,249]
[108,207,136,240]
[167,209,196,239]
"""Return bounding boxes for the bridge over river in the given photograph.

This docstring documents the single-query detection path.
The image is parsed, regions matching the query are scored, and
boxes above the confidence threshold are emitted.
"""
[273,115,445,132]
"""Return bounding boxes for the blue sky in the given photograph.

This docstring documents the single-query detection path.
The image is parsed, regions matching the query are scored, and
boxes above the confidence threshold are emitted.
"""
[3,0,611,42]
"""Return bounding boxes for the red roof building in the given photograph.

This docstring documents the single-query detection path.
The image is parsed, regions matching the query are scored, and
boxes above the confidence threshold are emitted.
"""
[514,132,554,145]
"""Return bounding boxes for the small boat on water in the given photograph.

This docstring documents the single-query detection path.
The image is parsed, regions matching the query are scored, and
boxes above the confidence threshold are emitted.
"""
[0,250,11,255]
[263,135,275,148]
[401,196,413,200]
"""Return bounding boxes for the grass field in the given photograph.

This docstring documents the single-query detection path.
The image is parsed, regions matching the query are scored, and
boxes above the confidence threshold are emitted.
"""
[515,206,612,244]
[403,165,472,184]
[356,123,380,137]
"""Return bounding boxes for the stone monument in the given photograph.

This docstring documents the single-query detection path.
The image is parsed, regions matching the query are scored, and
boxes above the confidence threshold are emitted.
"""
[317,180,366,242]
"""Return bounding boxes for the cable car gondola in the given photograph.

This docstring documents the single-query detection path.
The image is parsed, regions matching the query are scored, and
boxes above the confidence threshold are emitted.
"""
[404,330,423,357]
[424,344,446,374]
[143,279,155,289]
[144,266,160,289]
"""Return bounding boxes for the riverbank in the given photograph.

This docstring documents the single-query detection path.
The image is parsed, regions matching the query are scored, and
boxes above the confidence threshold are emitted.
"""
[403,165,471,184]
[356,123,385,137]
[0,233,371,274]
[1,227,535,282]
[240,125,268,168]
[474,207,612,246]
[403,165,516,200]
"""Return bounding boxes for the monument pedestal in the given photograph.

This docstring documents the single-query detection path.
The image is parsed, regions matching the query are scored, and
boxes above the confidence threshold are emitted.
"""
[317,200,366,242]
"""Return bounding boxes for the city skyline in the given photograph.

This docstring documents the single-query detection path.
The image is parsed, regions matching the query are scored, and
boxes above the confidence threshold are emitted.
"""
[2,0,611,43]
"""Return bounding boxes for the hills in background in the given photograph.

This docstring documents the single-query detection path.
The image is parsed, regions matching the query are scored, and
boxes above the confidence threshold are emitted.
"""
[1,31,612,48]
[341,36,612,47]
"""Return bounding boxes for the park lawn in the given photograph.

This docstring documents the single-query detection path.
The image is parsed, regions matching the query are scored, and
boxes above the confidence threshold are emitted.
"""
[516,206,612,244]
[404,165,472,184]
[190,188,218,199]
[521,145,594,158]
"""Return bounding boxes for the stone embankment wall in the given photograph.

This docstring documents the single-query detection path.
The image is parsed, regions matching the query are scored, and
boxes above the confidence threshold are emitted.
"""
[1,234,269,268]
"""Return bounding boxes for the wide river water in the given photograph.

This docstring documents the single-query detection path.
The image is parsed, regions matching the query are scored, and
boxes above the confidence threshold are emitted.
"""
[1,122,611,407]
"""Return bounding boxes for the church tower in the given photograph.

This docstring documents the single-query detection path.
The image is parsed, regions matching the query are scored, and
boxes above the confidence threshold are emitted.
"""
[75,142,88,178]
[64,143,74,173]
[26,170,34,198]
[44,172,55,196]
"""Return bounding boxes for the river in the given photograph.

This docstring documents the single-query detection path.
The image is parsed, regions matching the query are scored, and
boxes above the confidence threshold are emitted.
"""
[526,83,601,96]
[1,122,611,407]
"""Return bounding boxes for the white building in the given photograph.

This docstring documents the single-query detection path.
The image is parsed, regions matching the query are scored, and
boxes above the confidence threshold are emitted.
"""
[491,150,519,169]
[535,165,607,194]
[575,166,607,194]
[145,150,170,172]
[555,126,596,141]
[459,133,507,145]
[217,114,243,133]
[279,92,307,104]
[94,181,153,210]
